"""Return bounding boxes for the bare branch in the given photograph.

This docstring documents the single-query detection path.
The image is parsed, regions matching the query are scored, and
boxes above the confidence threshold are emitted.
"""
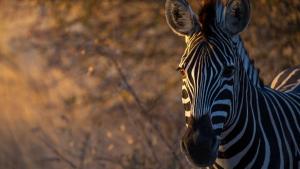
[96,156,126,169]
[79,132,91,169]
[98,46,184,168]
[37,129,77,169]
[119,99,162,168]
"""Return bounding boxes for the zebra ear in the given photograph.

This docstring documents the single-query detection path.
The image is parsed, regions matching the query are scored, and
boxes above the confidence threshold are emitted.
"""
[165,0,201,36]
[224,0,251,35]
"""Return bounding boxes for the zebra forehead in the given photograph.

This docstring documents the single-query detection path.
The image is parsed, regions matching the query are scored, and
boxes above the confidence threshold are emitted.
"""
[181,37,234,67]
[179,48,220,71]
[197,0,227,20]
[197,0,227,12]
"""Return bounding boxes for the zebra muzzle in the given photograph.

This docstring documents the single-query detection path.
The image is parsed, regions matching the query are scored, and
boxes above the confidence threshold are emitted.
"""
[181,114,218,167]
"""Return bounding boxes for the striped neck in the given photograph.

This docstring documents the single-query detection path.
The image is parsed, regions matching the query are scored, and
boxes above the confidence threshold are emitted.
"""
[232,36,264,88]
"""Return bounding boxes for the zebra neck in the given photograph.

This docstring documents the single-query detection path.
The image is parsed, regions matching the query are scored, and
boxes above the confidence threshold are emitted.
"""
[233,36,264,88]
[216,80,264,168]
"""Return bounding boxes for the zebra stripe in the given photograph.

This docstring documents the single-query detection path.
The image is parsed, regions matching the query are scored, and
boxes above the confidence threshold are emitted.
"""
[179,26,300,168]
[165,0,300,168]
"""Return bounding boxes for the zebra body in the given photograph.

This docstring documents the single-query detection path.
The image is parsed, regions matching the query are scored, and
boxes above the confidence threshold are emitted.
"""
[165,0,300,168]
[271,66,300,93]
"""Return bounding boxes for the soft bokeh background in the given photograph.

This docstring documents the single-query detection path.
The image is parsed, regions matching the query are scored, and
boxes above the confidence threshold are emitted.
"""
[0,0,299,169]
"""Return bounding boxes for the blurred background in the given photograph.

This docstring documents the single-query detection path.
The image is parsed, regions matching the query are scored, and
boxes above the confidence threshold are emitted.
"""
[0,0,299,169]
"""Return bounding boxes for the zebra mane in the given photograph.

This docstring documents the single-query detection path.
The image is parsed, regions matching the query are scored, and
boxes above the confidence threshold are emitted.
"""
[235,37,264,88]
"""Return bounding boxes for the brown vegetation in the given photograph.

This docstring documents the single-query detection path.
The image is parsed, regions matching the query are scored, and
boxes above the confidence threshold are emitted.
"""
[0,0,299,169]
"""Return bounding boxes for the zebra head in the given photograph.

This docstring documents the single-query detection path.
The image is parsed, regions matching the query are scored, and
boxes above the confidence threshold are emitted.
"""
[165,0,251,167]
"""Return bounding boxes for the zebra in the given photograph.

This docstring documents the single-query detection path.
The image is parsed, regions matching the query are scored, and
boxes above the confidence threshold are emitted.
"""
[165,0,300,168]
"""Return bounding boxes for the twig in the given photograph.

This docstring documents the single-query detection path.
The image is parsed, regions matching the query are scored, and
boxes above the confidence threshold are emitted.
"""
[97,156,126,169]
[119,99,162,168]
[38,129,77,169]
[98,47,184,168]
[79,132,91,169]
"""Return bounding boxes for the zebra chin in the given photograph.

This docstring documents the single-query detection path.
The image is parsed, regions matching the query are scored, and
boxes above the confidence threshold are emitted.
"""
[181,140,218,167]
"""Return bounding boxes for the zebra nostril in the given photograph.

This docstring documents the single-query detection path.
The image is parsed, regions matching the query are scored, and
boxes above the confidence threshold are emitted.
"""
[181,139,187,153]
[192,130,200,144]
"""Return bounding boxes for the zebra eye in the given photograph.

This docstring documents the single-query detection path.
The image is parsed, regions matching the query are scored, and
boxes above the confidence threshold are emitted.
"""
[177,68,186,77]
[223,66,235,76]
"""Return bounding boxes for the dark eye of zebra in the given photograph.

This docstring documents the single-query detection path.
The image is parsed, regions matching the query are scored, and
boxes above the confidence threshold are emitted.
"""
[177,68,186,77]
[223,66,235,77]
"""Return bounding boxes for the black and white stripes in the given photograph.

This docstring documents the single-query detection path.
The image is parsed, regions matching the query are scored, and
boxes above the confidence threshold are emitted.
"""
[165,0,300,168]
[180,29,300,169]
